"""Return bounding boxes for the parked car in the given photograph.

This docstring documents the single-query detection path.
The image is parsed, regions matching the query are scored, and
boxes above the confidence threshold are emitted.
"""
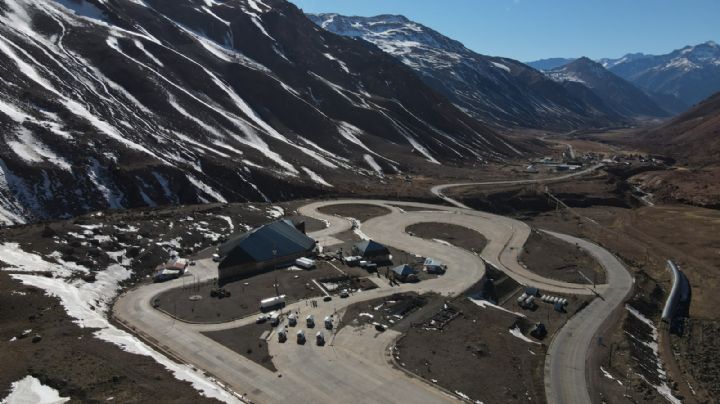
[256,315,268,324]
[339,289,349,298]
[212,254,221,262]
[324,316,333,330]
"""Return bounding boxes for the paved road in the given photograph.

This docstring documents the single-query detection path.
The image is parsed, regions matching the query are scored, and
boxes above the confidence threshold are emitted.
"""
[428,166,635,404]
[541,231,633,404]
[430,164,603,209]
[113,198,627,404]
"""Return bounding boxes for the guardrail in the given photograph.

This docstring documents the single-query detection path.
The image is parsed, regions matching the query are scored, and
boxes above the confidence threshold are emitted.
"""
[661,260,683,323]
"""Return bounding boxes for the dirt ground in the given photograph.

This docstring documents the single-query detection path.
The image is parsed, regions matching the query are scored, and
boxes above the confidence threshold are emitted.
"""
[154,260,369,323]
[405,222,488,254]
[288,214,328,233]
[520,229,606,284]
[339,265,592,404]
[203,324,277,372]
[393,297,546,403]
[316,203,391,222]
[0,272,220,403]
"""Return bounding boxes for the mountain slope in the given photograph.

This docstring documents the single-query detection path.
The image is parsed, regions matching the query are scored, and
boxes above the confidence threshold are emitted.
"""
[307,13,627,131]
[547,58,670,118]
[637,91,720,165]
[0,0,517,225]
[601,41,720,109]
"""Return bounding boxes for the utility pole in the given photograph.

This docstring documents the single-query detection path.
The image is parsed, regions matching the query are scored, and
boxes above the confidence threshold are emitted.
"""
[273,243,279,297]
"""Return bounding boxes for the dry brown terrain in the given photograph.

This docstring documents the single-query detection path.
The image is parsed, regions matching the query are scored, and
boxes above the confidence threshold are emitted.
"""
[203,324,277,372]
[317,203,391,222]
[520,229,606,284]
[405,222,488,254]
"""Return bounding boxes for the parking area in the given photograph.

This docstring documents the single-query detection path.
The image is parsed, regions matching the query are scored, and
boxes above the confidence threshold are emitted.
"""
[153,259,370,323]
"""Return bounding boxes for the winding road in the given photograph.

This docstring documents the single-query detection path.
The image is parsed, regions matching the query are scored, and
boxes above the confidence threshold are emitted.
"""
[114,189,631,404]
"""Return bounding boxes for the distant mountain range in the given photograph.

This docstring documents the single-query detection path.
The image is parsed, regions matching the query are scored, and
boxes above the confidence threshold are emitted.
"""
[546,58,669,119]
[529,41,720,112]
[307,13,628,131]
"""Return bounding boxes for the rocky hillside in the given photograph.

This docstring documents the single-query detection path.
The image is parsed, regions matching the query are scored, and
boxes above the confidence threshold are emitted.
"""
[547,58,670,119]
[0,0,518,225]
[601,41,720,110]
[307,13,627,131]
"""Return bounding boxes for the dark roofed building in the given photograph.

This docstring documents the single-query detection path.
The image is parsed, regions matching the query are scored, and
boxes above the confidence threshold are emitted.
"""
[391,264,418,282]
[217,220,316,283]
[352,239,390,262]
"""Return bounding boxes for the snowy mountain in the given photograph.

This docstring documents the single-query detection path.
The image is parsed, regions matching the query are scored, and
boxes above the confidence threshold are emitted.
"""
[307,13,627,131]
[600,41,720,110]
[0,0,517,225]
[546,58,670,118]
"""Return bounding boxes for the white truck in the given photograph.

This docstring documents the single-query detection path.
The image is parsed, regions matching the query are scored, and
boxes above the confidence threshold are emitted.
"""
[295,257,316,270]
[260,295,286,312]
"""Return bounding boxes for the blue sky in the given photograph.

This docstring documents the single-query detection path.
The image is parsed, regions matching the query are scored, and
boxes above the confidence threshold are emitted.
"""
[290,0,719,61]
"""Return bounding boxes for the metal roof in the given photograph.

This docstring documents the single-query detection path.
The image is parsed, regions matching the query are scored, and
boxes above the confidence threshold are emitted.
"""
[391,264,416,276]
[354,239,389,256]
[219,220,315,267]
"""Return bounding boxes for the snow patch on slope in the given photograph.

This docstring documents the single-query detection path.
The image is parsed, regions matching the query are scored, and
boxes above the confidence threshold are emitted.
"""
[1,375,69,404]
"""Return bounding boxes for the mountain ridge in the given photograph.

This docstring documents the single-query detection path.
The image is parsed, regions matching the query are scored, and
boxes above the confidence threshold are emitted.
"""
[546,57,670,118]
[307,12,629,131]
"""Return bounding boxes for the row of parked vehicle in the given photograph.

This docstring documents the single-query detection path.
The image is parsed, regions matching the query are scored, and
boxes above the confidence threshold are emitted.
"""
[266,312,335,345]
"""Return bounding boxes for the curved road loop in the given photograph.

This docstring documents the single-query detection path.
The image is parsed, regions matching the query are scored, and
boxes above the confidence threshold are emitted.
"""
[113,196,630,404]
[431,163,603,209]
